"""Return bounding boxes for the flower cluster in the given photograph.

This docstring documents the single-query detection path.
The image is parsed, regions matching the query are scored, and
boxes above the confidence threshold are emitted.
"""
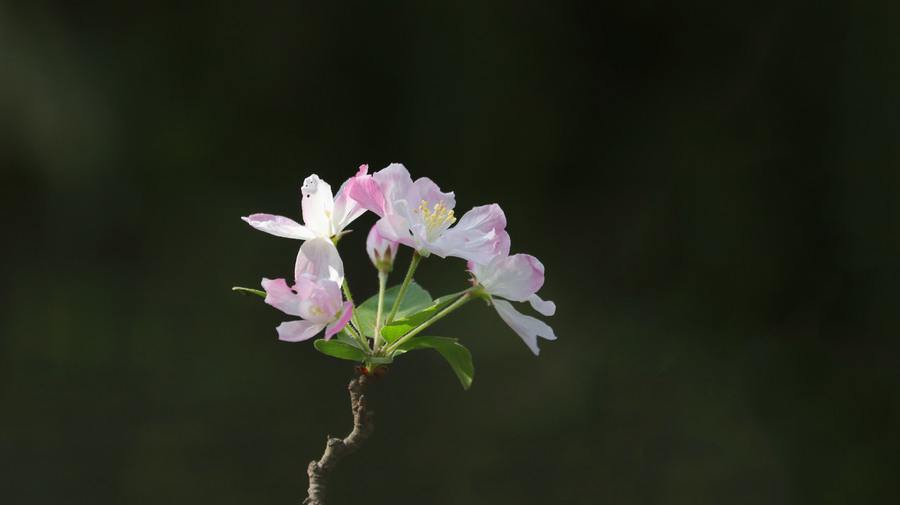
[239,163,556,386]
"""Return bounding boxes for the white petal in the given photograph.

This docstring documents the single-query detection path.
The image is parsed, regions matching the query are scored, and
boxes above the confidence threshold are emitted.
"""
[294,237,345,284]
[492,299,556,356]
[242,214,316,240]
[476,254,545,302]
[527,294,556,316]
[301,174,335,237]
[276,320,326,342]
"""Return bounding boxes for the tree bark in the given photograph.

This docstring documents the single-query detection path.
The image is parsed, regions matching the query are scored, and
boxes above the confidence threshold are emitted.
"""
[303,373,375,505]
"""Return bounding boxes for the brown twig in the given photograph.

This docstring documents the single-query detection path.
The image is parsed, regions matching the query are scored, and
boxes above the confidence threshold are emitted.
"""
[303,373,376,505]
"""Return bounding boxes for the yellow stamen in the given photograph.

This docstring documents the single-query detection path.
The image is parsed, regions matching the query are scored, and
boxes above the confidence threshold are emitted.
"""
[417,199,456,233]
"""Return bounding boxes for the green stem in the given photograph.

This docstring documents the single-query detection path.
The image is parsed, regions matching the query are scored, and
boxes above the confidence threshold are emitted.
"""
[387,251,423,324]
[384,290,476,356]
[342,321,367,350]
[372,270,389,351]
[341,279,369,350]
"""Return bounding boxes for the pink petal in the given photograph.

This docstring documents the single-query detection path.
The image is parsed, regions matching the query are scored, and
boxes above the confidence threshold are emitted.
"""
[261,277,303,317]
[345,169,387,217]
[323,301,355,340]
[374,215,415,247]
[276,320,326,342]
[471,254,545,302]
[455,203,506,235]
[407,176,456,215]
[433,204,510,264]
[367,224,400,269]
[332,177,367,233]
[242,214,316,240]
[294,237,345,284]
[296,277,344,322]
[371,163,414,214]
[492,299,556,356]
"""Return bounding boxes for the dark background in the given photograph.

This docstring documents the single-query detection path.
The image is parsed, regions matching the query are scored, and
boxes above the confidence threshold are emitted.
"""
[2,1,898,503]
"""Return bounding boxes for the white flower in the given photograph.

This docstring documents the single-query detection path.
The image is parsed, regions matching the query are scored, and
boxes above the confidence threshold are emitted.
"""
[469,254,556,355]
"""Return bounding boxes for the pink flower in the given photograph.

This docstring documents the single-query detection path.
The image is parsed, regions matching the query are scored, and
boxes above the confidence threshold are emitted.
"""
[346,163,510,264]
[242,170,367,240]
[262,237,354,342]
[468,254,556,355]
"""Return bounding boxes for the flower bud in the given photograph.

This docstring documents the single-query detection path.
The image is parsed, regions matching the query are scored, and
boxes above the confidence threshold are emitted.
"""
[366,225,399,272]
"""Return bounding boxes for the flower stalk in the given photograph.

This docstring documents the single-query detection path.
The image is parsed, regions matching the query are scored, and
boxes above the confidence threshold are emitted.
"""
[370,271,388,350]
[383,289,477,356]
[341,278,368,348]
[387,251,422,324]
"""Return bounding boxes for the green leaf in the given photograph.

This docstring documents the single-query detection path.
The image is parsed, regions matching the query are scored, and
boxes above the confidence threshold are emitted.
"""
[355,282,433,338]
[314,339,368,362]
[232,286,266,298]
[397,336,474,390]
[379,294,459,344]
[335,329,366,350]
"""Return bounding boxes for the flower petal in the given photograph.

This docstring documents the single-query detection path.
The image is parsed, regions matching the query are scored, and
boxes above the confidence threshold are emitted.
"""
[300,175,336,237]
[528,294,556,316]
[434,204,510,264]
[323,301,355,340]
[367,224,400,270]
[261,277,303,317]
[331,172,368,233]
[492,299,556,356]
[276,320,326,342]
[371,163,414,215]
[294,237,345,284]
[345,165,388,217]
[242,214,316,240]
[470,253,545,302]
[374,214,415,247]
[407,176,456,215]
[296,277,344,322]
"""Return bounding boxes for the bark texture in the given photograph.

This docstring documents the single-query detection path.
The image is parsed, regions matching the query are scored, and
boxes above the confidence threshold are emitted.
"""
[303,373,375,505]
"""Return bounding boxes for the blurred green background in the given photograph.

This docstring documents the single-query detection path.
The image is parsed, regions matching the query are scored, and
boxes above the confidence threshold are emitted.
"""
[2,1,898,503]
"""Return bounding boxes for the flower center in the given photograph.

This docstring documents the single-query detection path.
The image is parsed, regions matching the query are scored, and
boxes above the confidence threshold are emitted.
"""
[309,306,325,316]
[414,200,456,240]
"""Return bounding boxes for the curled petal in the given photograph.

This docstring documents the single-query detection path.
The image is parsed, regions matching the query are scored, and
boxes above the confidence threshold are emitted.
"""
[323,301,355,340]
[242,214,316,240]
[492,299,556,356]
[276,320,326,342]
[528,294,556,316]
[300,175,336,237]
[294,237,345,284]
[261,277,303,317]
